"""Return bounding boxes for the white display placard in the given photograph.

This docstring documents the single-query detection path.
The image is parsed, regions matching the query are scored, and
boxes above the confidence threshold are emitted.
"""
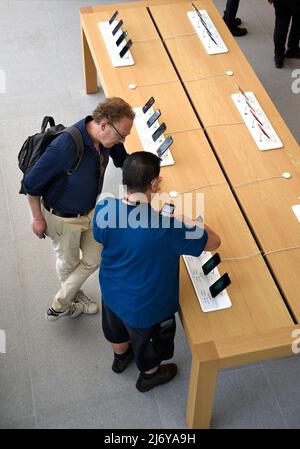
[133,107,174,167]
[98,21,134,67]
[183,252,232,313]
[187,10,228,55]
[292,205,300,223]
[231,91,283,150]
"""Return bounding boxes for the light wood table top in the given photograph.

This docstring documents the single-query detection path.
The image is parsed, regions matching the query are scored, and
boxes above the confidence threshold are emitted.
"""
[148,0,300,323]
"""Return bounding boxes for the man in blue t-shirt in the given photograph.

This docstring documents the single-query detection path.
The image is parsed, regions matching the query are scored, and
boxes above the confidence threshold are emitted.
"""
[93,151,221,392]
[24,97,135,321]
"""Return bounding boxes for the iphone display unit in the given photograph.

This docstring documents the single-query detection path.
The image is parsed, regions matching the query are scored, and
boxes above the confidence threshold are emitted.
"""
[142,97,155,114]
[119,39,132,58]
[112,19,123,36]
[157,136,173,158]
[160,203,176,217]
[109,10,119,25]
[209,273,231,298]
[202,252,221,275]
[116,30,128,47]
[146,109,161,128]
[152,122,166,142]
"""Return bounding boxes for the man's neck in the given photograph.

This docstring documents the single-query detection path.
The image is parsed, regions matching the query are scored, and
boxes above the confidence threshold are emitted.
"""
[123,190,151,205]
[86,120,100,151]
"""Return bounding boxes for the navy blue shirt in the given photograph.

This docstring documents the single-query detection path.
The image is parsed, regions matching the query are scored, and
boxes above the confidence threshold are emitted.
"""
[23,116,128,215]
[93,198,208,328]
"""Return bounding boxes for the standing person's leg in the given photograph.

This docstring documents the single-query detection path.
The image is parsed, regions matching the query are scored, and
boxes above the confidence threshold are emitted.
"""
[52,214,101,313]
[224,0,240,27]
[286,6,300,57]
[223,0,247,36]
[44,208,101,319]
[273,0,292,67]
[102,301,134,373]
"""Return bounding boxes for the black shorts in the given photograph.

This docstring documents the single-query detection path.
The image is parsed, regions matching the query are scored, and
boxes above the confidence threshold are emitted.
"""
[102,301,176,373]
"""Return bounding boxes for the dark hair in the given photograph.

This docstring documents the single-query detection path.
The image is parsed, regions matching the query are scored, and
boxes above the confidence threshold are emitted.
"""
[122,152,161,193]
[92,97,135,124]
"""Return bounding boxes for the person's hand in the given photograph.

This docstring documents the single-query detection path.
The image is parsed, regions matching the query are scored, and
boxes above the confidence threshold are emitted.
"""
[32,217,47,239]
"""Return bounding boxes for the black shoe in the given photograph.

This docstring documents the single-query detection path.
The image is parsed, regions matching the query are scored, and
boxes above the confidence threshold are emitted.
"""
[112,345,134,373]
[136,363,177,392]
[230,26,248,37]
[274,55,284,68]
[223,14,242,26]
[285,47,300,59]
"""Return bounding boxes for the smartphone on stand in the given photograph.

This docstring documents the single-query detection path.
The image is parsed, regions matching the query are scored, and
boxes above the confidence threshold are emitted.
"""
[142,97,155,114]
[209,273,231,298]
[152,123,166,142]
[157,136,173,158]
[147,109,161,128]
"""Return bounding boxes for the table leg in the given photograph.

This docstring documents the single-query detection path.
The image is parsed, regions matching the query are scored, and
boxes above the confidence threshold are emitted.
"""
[81,26,98,94]
[186,342,218,429]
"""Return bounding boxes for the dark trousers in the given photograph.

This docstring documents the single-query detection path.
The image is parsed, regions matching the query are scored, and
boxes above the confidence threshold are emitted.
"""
[273,0,300,58]
[224,0,240,28]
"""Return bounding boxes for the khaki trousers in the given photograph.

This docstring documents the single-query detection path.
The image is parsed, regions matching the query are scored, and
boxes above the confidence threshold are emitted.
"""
[42,206,102,311]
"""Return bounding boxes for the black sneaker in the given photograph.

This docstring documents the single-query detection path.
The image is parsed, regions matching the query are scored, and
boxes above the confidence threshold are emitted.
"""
[136,363,177,392]
[274,55,284,68]
[112,345,134,373]
[285,47,300,59]
[223,15,242,26]
[230,26,247,37]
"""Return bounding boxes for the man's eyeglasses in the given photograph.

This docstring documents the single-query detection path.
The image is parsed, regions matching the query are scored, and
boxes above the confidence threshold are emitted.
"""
[108,122,126,142]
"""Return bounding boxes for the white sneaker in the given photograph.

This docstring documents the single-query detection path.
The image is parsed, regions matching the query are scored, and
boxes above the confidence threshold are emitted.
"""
[74,290,99,315]
[46,302,84,321]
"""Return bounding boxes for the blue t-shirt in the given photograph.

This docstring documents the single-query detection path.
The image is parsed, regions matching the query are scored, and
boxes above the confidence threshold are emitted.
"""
[23,116,127,215]
[93,198,208,328]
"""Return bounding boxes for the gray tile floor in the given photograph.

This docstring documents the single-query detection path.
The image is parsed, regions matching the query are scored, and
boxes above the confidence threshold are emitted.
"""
[0,0,299,429]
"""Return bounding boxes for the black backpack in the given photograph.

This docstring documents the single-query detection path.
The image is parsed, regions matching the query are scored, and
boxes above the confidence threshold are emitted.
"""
[18,116,84,199]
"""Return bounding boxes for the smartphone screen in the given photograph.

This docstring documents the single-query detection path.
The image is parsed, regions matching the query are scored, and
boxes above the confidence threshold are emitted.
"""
[119,39,132,58]
[209,273,231,298]
[116,30,128,47]
[160,203,175,216]
[112,19,123,36]
[157,135,173,158]
[147,109,161,128]
[202,253,221,275]
[109,10,119,25]
[142,97,155,114]
[152,122,166,142]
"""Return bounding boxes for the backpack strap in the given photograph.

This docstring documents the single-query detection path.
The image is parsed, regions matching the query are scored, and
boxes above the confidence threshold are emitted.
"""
[64,126,84,173]
[48,126,84,207]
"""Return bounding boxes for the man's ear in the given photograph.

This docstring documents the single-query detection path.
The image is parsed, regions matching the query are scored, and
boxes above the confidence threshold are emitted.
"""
[151,176,162,192]
[100,120,107,131]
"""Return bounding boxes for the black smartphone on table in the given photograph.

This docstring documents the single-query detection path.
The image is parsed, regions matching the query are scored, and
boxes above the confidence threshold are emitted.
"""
[116,30,128,47]
[147,109,161,128]
[119,39,132,58]
[157,135,173,158]
[112,19,123,36]
[109,10,119,25]
[209,273,231,298]
[202,252,221,275]
[142,97,155,114]
[152,122,166,142]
